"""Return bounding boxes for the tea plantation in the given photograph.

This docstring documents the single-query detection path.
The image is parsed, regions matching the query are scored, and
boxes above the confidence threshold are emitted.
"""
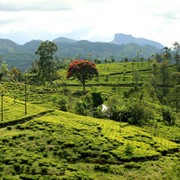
[0,61,179,179]
[0,98,179,179]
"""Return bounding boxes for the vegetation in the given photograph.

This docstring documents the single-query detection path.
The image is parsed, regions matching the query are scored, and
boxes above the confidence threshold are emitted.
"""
[0,40,179,179]
[67,60,98,92]
[0,38,162,71]
[34,40,58,83]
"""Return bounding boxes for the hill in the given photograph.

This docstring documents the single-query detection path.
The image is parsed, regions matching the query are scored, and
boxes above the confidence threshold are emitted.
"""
[112,33,164,49]
[0,97,179,179]
[0,60,179,179]
[0,35,164,71]
[53,37,76,44]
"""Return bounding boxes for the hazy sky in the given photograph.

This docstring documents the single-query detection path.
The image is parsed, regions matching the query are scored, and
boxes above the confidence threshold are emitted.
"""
[0,0,179,46]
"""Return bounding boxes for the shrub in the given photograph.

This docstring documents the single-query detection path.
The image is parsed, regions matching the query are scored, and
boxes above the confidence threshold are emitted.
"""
[93,106,104,118]
[124,162,141,169]
[162,106,175,125]
[75,100,87,115]
[94,164,110,172]
[14,163,21,173]
[52,96,68,111]
[106,99,150,125]
[7,126,12,130]
[124,142,134,156]
[121,100,152,125]
[91,92,103,107]
[57,98,68,111]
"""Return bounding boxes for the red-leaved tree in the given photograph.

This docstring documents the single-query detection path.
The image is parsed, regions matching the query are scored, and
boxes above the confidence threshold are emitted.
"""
[67,60,98,92]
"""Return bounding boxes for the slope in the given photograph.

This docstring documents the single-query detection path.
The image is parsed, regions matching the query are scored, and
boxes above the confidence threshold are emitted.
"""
[0,104,179,179]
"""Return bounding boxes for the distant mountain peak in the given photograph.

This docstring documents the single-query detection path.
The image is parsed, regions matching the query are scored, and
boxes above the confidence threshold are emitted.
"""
[53,37,76,44]
[112,33,164,49]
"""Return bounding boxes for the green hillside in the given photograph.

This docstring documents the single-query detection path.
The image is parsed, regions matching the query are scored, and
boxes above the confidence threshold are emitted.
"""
[0,99,179,179]
[0,56,179,179]
[0,38,162,71]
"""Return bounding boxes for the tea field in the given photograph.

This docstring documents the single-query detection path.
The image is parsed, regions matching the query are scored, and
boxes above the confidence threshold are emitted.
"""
[0,61,179,179]
[0,99,179,179]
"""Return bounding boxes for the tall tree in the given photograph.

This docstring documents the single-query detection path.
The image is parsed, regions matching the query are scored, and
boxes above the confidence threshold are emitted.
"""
[162,47,172,62]
[160,61,169,97]
[173,42,180,72]
[174,85,180,113]
[67,59,98,92]
[35,40,57,83]
[171,72,180,86]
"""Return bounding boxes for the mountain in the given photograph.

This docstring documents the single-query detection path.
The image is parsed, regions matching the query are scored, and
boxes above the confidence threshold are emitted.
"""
[0,34,164,71]
[55,40,162,60]
[53,37,76,44]
[0,39,22,54]
[23,40,43,53]
[112,33,164,49]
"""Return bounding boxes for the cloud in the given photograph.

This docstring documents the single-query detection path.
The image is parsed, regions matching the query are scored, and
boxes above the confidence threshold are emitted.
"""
[0,0,108,11]
[0,0,74,11]
[0,0,179,46]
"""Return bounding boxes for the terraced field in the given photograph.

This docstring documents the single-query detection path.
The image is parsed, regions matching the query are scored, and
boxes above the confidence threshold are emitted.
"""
[0,102,179,179]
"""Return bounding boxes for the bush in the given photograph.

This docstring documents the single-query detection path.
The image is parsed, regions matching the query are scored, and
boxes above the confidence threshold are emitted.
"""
[52,96,68,111]
[91,92,103,107]
[107,99,152,125]
[124,162,141,169]
[57,98,68,111]
[75,100,87,115]
[93,106,104,118]
[162,106,175,125]
[124,142,134,156]
[127,100,147,125]
[7,126,12,130]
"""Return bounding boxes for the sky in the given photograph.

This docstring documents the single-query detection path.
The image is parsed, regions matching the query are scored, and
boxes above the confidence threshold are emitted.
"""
[0,0,179,47]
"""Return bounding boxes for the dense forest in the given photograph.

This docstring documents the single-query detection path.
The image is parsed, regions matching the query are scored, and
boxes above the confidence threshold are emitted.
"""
[0,40,179,179]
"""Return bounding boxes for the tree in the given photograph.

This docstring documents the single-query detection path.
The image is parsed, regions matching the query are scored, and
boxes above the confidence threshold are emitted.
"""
[173,42,180,72]
[0,56,8,81]
[9,67,22,82]
[66,59,98,92]
[35,40,57,83]
[0,60,8,77]
[174,85,180,113]
[160,61,170,98]
[140,57,144,68]
[171,72,180,86]
[152,61,158,77]
[162,46,172,61]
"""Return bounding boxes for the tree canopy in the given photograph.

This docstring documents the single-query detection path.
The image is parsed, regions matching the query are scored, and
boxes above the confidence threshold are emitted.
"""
[35,40,57,83]
[67,59,98,92]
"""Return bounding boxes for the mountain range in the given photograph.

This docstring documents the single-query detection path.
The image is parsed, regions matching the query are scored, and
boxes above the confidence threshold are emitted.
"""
[0,34,164,71]
[112,33,164,49]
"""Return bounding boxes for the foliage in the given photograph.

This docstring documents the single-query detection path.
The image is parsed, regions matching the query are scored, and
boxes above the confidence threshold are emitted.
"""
[171,72,180,85]
[173,42,180,72]
[67,59,98,92]
[75,100,88,116]
[35,40,58,83]
[0,96,50,124]
[91,92,103,107]
[162,106,175,125]
[105,97,153,125]
[52,95,68,111]
[174,85,180,113]
[0,98,179,179]
[1,42,180,179]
